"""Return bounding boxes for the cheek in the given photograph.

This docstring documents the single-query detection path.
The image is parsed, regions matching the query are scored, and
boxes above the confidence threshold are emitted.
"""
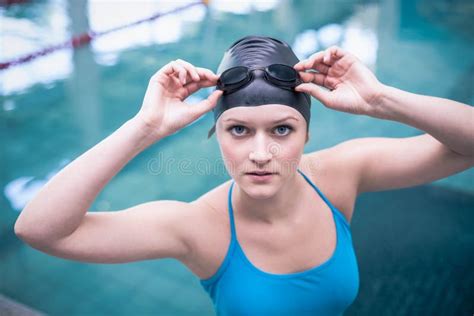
[219,140,247,175]
[277,138,305,173]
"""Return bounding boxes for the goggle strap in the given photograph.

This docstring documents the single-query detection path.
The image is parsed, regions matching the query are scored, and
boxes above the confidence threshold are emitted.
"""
[207,124,216,139]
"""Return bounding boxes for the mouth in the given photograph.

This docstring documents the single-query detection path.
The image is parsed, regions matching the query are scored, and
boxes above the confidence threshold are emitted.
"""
[245,171,276,176]
[245,171,277,182]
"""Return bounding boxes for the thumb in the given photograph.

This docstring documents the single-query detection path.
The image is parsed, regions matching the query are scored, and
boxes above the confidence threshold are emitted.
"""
[190,90,223,118]
[295,83,331,105]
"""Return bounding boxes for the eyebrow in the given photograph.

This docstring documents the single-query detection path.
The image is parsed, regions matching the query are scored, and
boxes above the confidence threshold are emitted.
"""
[223,116,299,124]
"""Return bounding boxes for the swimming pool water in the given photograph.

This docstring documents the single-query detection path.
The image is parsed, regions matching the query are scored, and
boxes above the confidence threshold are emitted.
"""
[1,0,473,315]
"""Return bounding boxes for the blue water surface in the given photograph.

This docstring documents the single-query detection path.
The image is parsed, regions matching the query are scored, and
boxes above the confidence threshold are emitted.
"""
[1,0,473,315]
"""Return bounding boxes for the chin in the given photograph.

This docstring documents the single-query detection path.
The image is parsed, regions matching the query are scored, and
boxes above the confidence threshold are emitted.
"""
[239,175,280,199]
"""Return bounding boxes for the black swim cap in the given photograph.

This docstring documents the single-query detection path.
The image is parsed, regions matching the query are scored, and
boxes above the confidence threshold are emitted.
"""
[207,35,311,138]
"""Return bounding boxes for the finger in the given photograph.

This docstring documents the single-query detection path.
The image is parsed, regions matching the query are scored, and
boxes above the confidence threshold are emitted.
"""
[196,67,219,83]
[294,51,325,71]
[175,59,200,82]
[158,61,175,76]
[294,52,330,74]
[294,51,324,70]
[183,79,217,95]
[323,46,345,66]
[296,63,329,75]
[298,71,326,86]
[298,63,330,74]
[294,83,331,105]
[165,62,187,85]
[315,63,330,74]
[160,61,185,83]
[195,68,217,83]
[323,77,339,90]
[190,90,223,118]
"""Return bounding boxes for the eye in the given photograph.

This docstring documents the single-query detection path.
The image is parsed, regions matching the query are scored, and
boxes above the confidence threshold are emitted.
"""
[227,125,248,136]
[273,125,293,136]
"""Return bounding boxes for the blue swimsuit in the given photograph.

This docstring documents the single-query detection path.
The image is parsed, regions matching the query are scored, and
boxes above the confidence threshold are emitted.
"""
[200,169,359,316]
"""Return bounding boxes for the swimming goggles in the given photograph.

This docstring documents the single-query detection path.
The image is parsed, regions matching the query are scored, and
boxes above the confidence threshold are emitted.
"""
[216,64,302,94]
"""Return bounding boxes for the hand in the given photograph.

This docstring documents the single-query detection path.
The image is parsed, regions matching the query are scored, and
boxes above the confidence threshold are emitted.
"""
[294,46,384,116]
[134,59,223,140]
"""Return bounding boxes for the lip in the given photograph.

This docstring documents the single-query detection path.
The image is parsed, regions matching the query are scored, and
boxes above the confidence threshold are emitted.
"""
[246,170,276,175]
[245,172,276,182]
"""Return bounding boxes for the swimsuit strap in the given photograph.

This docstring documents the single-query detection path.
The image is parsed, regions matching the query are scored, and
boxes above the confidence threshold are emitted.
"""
[228,181,237,240]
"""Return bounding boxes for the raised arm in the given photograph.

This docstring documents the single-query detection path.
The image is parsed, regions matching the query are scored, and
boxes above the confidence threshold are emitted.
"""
[295,46,473,196]
[14,59,223,263]
[15,118,156,246]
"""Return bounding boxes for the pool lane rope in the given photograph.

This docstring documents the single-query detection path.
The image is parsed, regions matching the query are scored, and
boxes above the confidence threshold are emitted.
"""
[0,0,209,70]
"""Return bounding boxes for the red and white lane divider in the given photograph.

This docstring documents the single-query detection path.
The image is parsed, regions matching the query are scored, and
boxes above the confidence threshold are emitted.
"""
[0,0,208,70]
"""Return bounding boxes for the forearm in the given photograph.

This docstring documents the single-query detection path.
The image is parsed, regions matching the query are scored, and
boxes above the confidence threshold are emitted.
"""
[372,85,474,156]
[15,117,159,242]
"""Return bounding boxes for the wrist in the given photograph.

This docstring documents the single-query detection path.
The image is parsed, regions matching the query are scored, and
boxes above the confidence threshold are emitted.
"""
[127,115,164,148]
[368,83,394,120]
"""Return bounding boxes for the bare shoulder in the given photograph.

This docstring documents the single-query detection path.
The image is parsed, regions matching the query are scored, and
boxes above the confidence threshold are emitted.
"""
[189,179,234,231]
[192,179,233,214]
[180,179,233,276]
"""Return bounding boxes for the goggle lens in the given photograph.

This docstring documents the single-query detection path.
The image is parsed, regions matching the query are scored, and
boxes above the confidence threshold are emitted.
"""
[267,64,297,82]
[218,64,300,93]
[220,66,248,85]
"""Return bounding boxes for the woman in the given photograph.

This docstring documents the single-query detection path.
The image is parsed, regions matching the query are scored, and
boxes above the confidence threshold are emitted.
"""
[14,36,474,315]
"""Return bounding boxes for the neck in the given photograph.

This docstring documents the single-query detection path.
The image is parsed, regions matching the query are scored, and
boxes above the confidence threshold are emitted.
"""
[233,171,306,226]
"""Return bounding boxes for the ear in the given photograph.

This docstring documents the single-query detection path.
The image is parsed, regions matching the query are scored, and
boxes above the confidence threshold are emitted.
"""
[305,131,310,144]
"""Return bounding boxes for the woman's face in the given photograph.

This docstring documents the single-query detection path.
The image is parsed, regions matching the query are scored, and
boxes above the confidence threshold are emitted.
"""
[216,104,309,199]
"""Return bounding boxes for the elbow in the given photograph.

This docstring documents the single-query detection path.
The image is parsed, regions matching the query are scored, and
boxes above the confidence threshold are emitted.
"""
[14,205,33,239]
[14,212,73,252]
[14,218,37,245]
[14,216,27,239]
[14,215,48,248]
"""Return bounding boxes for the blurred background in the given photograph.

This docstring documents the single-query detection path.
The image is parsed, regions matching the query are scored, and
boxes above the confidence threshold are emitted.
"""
[1,0,473,315]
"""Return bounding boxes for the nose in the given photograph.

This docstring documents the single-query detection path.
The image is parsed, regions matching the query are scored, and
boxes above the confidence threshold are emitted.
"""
[249,150,272,164]
[248,135,273,164]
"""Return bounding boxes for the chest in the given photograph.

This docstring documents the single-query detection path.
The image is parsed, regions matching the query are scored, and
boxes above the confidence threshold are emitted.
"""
[235,200,338,275]
[186,181,356,280]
